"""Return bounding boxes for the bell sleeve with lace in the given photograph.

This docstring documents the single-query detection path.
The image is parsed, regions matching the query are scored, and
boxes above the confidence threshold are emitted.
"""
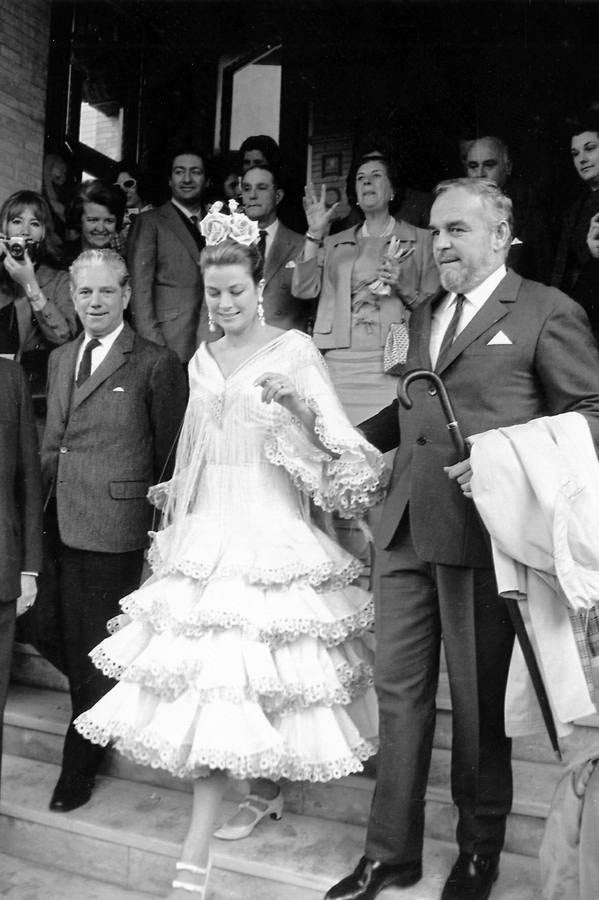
[264,333,388,518]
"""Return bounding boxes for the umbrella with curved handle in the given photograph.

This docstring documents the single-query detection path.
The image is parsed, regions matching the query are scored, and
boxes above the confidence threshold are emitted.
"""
[397,368,562,760]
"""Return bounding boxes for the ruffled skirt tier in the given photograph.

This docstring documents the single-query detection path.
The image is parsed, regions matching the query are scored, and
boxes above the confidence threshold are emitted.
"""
[75,539,378,782]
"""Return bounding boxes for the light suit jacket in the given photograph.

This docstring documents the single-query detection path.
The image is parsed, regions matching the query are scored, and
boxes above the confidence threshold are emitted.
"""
[128,201,210,363]
[292,219,439,349]
[361,269,599,566]
[262,224,312,331]
[42,323,188,553]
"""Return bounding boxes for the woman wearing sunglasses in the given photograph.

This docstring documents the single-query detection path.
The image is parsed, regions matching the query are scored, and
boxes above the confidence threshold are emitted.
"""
[114,164,154,248]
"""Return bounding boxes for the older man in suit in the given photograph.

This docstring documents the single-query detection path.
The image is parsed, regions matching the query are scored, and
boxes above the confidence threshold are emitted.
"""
[42,249,188,813]
[128,146,210,363]
[0,359,42,786]
[326,179,599,900]
[240,164,311,331]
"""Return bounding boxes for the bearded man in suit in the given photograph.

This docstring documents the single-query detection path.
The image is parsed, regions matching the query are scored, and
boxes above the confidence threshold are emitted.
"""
[128,146,210,362]
[240,164,312,331]
[326,178,599,900]
[0,359,42,786]
[42,249,188,813]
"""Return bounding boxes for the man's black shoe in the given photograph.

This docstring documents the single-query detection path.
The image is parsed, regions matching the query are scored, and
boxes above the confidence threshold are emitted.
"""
[324,856,422,900]
[49,772,94,813]
[441,852,500,900]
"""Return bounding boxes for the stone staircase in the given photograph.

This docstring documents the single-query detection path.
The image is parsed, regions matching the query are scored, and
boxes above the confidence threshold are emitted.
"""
[0,644,575,899]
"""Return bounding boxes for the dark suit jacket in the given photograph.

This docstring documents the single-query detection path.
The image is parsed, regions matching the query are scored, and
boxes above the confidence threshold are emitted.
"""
[128,201,210,363]
[0,359,43,600]
[263,224,312,331]
[41,323,188,553]
[362,269,599,566]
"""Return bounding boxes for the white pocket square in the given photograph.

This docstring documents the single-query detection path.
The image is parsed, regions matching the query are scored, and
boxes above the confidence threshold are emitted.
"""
[487,331,512,346]
[285,260,296,269]
[112,386,125,392]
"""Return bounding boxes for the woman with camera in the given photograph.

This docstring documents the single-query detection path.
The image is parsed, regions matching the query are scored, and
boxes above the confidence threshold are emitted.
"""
[0,190,77,398]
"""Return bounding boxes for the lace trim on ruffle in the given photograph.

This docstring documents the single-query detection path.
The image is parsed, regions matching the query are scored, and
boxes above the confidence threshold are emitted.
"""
[89,647,374,710]
[119,593,375,649]
[74,716,378,782]
[146,542,363,592]
[264,396,388,519]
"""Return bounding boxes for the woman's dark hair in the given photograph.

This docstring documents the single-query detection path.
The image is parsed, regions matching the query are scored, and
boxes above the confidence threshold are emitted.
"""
[568,111,599,141]
[70,179,127,230]
[0,190,61,288]
[200,239,263,284]
[239,135,281,168]
[344,151,402,215]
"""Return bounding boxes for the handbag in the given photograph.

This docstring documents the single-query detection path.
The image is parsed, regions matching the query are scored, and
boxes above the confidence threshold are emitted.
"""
[383,320,410,375]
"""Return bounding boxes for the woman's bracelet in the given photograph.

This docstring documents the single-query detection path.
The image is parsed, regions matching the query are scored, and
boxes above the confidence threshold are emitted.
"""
[305,232,324,246]
[25,285,47,311]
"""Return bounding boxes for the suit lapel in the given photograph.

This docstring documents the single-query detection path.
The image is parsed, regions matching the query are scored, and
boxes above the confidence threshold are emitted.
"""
[436,270,520,375]
[263,226,291,286]
[71,325,134,411]
[56,335,83,419]
[159,202,203,263]
[415,289,443,370]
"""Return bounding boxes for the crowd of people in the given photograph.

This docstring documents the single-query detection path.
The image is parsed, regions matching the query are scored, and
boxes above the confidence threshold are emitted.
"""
[1,114,599,900]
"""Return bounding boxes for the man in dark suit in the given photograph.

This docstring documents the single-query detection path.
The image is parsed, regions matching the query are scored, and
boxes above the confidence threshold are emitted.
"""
[465,135,552,283]
[326,179,599,900]
[42,249,188,812]
[240,165,312,331]
[128,146,210,363]
[0,359,42,786]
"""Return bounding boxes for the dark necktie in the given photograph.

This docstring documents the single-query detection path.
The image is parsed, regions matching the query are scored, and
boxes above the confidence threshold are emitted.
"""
[190,214,199,230]
[435,293,466,370]
[258,229,267,261]
[76,338,101,388]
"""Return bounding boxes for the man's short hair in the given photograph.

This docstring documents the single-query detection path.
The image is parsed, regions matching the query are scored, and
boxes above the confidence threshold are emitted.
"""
[69,249,130,289]
[471,135,511,164]
[168,145,209,173]
[241,164,282,190]
[568,111,599,141]
[239,135,280,168]
[434,177,514,241]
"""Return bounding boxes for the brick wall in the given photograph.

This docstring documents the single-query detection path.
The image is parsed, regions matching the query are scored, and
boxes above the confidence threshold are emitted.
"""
[0,0,51,201]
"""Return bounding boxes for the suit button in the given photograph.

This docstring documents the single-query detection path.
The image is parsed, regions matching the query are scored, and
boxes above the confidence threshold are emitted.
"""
[428,387,437,397]
[416,436,427,445]
[59,446,68,454]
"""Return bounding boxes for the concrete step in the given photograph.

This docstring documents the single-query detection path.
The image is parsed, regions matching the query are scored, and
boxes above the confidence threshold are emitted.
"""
[0,850,154,899]
[3,684,564,857]
[0,755,541,899]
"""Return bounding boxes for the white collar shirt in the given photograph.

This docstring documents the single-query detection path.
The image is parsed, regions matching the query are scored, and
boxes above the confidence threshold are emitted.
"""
[170,198,202,223]
[429,264,507,368]
[76,321,125,381]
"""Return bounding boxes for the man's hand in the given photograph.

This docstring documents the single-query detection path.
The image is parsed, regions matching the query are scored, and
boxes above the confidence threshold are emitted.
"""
[16,573,37,617]
[587,213,599,259]
[444,458,473,498]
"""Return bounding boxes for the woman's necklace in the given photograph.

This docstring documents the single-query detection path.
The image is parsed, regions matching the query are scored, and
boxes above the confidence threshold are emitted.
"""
[362,216,395,238]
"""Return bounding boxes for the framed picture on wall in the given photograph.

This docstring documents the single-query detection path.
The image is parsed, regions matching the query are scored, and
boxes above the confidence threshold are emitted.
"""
[321,152,342,178]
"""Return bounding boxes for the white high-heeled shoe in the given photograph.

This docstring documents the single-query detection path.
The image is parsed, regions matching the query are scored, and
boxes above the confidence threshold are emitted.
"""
[213,789,283,840]
[171,857,211,895]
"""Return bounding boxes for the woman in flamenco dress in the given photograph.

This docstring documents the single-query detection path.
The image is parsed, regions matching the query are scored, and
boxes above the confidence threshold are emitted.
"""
[74,212,386,899]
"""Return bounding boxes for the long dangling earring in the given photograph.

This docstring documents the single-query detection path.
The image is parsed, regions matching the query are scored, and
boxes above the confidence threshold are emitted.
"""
[257,294,265,327]
[208,311,216,333]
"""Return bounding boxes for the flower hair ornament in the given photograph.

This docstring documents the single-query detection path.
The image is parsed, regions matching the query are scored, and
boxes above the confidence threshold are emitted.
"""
[200,199,260,247]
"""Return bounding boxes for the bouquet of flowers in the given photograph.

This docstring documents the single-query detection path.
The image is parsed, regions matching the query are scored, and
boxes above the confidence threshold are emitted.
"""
[370,237,415,296]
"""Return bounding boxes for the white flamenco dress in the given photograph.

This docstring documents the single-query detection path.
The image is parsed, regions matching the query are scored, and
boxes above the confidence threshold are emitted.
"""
[75,330,387,782]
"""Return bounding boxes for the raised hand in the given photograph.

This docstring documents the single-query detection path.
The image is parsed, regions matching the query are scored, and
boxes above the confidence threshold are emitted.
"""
[254,371,300,413]
[302,183,338,240]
